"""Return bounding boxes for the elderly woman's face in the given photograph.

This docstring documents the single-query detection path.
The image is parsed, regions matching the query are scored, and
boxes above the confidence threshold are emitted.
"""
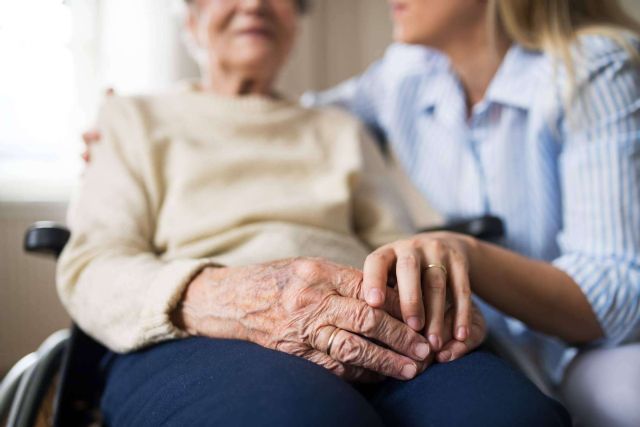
[388,0,486,48]
[188,0,298,73]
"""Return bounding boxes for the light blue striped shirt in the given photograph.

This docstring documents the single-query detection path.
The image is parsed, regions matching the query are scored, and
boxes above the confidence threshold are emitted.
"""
[304,36,640,383]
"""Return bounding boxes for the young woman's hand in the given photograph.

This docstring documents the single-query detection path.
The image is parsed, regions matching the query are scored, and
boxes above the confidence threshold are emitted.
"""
[362,232,482,357]
[81,88,114,163]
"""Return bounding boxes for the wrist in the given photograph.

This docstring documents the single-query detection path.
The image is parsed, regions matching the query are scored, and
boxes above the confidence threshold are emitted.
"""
[170,267,214,336]
[169,264,282,344]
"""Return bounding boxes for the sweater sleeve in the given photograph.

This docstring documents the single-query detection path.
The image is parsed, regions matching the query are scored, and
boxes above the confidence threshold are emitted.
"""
[352,125,415,249]
[56,97,214,353]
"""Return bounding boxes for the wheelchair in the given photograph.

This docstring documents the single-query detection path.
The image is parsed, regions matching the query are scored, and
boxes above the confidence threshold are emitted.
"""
[1,216,556,427]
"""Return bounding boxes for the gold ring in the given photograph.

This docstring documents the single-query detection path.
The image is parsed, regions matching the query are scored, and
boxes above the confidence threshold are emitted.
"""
[326,327,341,356]
[425,263,447,276]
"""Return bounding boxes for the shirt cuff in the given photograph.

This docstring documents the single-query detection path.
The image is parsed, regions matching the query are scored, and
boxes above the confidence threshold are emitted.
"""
[552,253,640,346]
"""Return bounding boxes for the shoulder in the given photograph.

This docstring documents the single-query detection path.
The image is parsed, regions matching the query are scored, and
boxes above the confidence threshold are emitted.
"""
[96,94,174,158]
[574,32,640,66]
[98,92,181,135]
[359,43,449,99]
[302,104,366,133]
[571,33,640,104]
[559,31,640,92]
[377,43,448,78]
[99,95,145,123]
[530,33,640,119]
[100,84,211,124]
[302,105,383,152]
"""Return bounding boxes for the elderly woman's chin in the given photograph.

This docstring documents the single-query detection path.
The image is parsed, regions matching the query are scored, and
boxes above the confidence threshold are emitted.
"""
[231,38,288,71]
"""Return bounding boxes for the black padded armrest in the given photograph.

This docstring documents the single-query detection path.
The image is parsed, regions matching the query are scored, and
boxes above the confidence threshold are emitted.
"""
[23,222,71,259]
[419,215,504,242]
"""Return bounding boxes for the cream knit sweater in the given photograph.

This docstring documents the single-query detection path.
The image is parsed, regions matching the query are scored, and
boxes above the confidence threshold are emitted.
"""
[57,87,413,353]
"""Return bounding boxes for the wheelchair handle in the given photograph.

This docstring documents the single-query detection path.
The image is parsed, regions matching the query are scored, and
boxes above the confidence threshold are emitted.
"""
[24,222,70,259]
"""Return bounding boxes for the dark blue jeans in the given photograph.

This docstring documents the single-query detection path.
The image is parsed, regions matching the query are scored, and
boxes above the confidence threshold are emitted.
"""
[101,337,570,427]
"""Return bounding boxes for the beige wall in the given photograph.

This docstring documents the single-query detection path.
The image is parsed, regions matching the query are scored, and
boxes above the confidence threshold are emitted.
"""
[622,0,640,21]
[277,0,392,96]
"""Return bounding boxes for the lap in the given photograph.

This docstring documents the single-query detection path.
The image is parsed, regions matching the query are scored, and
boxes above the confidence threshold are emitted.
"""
[560,343,640,427]
[361,350,571,427]
[100,337,383,427]
[101,338,570,427]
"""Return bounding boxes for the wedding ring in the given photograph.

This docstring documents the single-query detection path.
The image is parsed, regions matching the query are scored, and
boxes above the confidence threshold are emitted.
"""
[326,327,341,356]
[425,263,447,276]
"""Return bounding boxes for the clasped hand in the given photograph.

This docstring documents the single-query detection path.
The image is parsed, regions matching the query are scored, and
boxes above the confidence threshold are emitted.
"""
[363,231,486,364]
[177,236,486,383]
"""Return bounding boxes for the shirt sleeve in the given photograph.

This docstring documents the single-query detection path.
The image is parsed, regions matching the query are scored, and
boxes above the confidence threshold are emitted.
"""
[351,124,415,249]
[302,75,388,150]
[56,97,215,353]
[552,43,640,346]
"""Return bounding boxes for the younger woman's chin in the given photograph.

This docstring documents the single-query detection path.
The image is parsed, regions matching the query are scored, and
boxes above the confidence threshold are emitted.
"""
[392,27,416,44]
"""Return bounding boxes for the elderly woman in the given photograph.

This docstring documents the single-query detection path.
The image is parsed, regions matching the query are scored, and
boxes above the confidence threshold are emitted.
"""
[59,0,570,425]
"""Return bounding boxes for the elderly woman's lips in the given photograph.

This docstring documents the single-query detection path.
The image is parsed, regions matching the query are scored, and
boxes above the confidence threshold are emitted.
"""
[236,28,274,38]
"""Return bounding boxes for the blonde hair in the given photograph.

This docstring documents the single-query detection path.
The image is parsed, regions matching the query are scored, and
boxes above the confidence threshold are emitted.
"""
[488,0,640,99]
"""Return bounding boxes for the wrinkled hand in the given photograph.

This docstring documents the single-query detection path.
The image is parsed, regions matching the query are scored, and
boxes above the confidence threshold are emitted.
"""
[173,258,433,382]
[363,232,484,359]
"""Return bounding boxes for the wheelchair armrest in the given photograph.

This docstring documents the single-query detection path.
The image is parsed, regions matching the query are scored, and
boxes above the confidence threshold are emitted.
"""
[419,215,504,242]
[24,222,71,259]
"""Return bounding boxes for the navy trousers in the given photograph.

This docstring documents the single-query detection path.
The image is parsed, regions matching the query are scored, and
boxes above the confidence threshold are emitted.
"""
[100,337,570,427]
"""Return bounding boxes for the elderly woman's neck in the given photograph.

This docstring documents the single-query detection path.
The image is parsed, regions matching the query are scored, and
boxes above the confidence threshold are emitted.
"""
[199,65,276,97]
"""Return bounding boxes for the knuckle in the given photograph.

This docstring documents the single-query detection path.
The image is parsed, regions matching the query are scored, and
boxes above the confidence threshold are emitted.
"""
[276,341,306,357]
[388,325,412,349]
[450,250,467,265]
[457,286,472,299]
[428,277,446,292]
[344,271,364,297]
[292,258,322,278]
[354,304,379,335]
[308,324,329,349]
[403,294,422,306]
[335,334,364,364]
[429,240,447,255]
[367,251,392,265]
[328,361,345,377]
[377,354,402,376]
[397,254,419,269]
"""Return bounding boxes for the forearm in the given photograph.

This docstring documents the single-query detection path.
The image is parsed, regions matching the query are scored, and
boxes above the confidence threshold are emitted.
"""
[466,238,604,344]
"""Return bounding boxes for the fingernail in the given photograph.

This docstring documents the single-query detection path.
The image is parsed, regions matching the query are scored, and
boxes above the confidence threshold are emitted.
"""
[414,342,430,360]
[401,364,417,380]
[365,289,384,306]
[407,316,422,331]
[456,326,468,341]
[438,350,452,362]
[428,334,441,351]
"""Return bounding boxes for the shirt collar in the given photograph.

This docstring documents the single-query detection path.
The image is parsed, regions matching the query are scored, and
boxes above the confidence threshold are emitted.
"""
[484,44,546,110]
[418,44,547,114]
